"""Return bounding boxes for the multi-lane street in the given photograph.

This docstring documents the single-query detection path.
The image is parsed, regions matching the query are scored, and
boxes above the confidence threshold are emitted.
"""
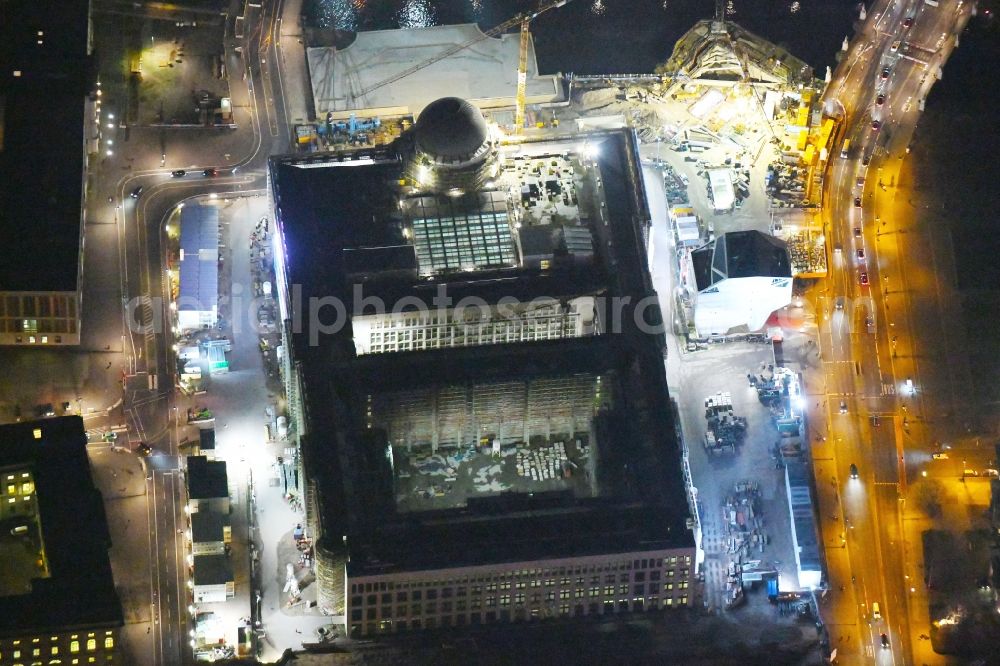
[816,0,977,663]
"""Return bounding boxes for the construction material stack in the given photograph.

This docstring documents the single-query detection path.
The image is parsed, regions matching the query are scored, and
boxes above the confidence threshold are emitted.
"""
[704,391,747,455]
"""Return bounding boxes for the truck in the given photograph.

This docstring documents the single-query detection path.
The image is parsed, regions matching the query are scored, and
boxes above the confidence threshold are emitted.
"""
[840,139,851,159]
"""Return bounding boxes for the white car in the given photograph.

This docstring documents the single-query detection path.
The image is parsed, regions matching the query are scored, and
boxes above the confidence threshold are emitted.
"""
[905,378,915,394]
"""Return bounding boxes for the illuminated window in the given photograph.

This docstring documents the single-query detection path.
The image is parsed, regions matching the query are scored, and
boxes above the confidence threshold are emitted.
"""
[86,639,96,651]
[52,646,59,654]
[7,484,14,494]
[70,642,79,653]
[23,482,34,493]
[103,638,113,649]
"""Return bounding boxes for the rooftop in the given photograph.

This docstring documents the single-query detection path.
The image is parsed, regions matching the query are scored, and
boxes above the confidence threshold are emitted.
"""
[271,126,693,574]
[193,554,233,586]
[0,418,122,637]
[191,509,229,543]
[179,204,220,314]
[187,456,228,500]
[692,230,792,291]
[0,0,92,292]
[306,23,563,119]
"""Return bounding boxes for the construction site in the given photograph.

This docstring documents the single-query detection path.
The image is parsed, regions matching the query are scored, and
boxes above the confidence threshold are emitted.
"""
[278,0,830,653]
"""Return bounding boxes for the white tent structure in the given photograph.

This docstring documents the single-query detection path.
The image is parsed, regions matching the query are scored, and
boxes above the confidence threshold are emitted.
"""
[691,230,793,336]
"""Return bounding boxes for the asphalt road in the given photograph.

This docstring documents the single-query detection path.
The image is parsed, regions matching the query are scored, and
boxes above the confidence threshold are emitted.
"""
[82,0,298,661]
[817,0,977,663]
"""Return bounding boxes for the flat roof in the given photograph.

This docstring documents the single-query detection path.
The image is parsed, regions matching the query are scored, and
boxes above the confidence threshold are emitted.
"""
[271,129,693,574]
[187,456,228,500]
[179,204,219,313]
[307,24,563,118]
[193,554,233,586]
[191,510,229,543]
[0,418,122,636]
[0,0,91,293]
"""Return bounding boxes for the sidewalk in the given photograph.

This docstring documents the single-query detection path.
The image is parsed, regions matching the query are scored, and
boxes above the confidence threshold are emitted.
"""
[277,0,314,125]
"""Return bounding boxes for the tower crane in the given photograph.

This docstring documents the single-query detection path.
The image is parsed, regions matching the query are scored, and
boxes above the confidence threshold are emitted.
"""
[349,0,573,133]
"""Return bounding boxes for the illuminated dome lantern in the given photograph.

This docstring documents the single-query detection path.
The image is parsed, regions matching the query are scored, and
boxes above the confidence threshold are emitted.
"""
[410,97,499,194]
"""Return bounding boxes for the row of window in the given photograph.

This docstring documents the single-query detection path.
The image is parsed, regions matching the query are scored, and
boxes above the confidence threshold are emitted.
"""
[352,582,691,618]
[352,571,691,608]
[0,634,114,665]
[0,295,77,319]
[366,316,577,353]
[352,596,690,636]
[349,556,693,595]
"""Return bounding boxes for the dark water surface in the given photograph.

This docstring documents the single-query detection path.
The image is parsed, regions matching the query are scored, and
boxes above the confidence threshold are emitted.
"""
[306,0,860,74]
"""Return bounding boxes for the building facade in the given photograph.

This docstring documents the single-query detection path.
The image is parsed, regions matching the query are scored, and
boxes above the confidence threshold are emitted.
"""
[346,550,694,637]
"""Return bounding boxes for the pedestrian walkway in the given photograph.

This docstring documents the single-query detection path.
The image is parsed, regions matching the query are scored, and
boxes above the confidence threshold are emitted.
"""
[277,0,314,125]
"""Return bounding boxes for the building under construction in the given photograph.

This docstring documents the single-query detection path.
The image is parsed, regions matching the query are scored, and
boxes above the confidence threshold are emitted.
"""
[268,99,695,637]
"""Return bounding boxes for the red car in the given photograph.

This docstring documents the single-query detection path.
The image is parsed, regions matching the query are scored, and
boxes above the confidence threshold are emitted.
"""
[903,16,914,27]
[860,271,870,286]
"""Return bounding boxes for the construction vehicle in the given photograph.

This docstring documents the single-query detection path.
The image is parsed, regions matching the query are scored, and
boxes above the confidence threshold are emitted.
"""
[347,0,573,134]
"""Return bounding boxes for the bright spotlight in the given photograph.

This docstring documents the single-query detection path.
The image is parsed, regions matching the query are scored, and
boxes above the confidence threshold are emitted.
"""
[581,143,601,159]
